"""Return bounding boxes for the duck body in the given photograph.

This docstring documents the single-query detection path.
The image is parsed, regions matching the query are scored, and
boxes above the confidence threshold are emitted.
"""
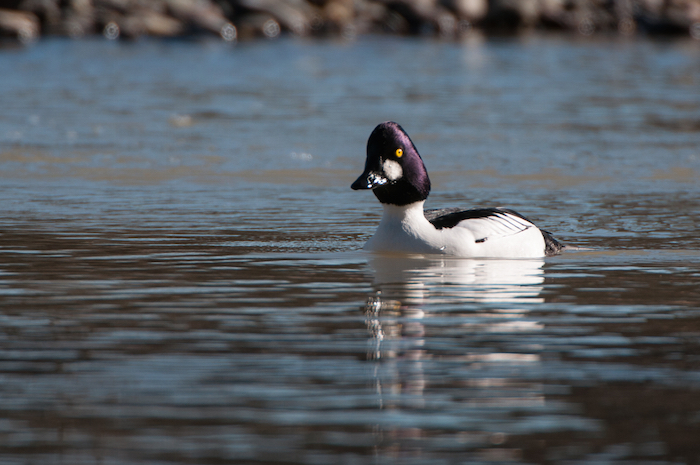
[352,122,562,258]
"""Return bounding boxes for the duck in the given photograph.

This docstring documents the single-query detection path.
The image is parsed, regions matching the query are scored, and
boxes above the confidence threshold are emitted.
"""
[351,121,562,258]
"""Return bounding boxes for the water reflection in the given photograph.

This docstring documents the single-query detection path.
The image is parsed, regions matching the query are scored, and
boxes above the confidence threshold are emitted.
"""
[364,255,546,367]
[356,252,700,462]
[368,255,544,304]
[361,256,593,460]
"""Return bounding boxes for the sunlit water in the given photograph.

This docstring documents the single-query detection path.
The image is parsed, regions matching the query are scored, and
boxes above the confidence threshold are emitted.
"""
[1,35,700,464]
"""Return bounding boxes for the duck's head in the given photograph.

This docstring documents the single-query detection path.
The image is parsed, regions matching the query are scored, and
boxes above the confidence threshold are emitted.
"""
[351,122,431,206]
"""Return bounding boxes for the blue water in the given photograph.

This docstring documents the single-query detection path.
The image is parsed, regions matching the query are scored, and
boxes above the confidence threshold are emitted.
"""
[1,35,700,464]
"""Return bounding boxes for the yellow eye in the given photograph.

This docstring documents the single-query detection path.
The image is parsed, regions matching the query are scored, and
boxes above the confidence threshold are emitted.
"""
[395,148,403,158]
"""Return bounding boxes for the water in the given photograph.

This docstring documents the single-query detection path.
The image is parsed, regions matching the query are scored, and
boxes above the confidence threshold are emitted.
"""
[1,35,700,464]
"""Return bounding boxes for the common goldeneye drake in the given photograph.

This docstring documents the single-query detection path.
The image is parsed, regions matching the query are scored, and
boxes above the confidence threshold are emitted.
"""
[351,122,562,258]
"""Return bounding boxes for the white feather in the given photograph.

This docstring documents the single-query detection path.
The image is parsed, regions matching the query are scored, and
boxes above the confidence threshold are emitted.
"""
[364,202,546,258]
[382,159,403,181]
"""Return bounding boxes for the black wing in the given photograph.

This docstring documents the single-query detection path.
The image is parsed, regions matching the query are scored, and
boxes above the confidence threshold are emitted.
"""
[426,207,535,230]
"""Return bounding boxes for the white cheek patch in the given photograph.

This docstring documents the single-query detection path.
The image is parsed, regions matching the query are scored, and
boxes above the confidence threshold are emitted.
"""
[382,159,403,181]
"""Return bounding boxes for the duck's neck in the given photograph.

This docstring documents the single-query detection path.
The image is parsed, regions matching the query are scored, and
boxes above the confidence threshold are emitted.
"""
[379,200,428,231]
[364,200,440,253]
[380,201,426,224]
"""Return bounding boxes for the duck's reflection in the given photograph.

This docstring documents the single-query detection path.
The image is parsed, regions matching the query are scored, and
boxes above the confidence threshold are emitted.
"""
[365,255,545,357]
[363,254,547,458]
[368,254,545,305]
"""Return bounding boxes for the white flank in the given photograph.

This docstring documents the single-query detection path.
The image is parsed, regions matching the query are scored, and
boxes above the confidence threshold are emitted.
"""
[364,202,546,258]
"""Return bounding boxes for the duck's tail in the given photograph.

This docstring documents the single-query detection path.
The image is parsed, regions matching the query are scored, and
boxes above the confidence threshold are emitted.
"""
[542,230,564,256]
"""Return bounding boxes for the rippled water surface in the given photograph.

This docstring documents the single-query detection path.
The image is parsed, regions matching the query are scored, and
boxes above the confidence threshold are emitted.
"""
[1,35,700,464]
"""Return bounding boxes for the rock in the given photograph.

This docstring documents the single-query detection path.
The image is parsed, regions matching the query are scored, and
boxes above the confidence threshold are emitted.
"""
[539,0,617,34]
[1,0,700,40]
[323,0,354,31]
[451,0,488,22]
[482,0,542,30]
[129,10,184,36]
[0,8,40,41]
[164,0,229,34]
[17,0,61,26]
[62,0,95,37]
[235,12,279,39]
[235,0,316,35]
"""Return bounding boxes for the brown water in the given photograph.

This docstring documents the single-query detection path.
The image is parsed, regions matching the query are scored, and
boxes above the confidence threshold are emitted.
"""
[1,35,700,464]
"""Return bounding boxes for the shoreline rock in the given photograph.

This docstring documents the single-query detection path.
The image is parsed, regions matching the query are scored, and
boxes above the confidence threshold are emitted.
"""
[0,0,699,43]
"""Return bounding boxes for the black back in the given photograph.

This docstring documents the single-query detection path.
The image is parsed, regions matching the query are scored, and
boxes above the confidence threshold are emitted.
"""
[426,207,534,230]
